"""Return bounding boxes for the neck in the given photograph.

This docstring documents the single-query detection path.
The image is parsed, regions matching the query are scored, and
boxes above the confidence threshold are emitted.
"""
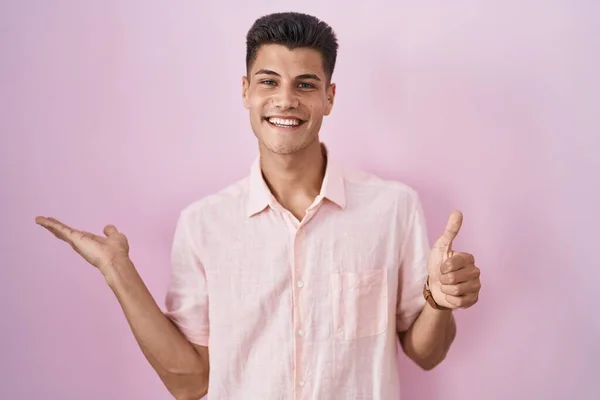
[259,140,326,210]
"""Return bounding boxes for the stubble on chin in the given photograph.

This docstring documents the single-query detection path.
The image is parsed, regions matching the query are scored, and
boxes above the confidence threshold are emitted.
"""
[261,135,318,156]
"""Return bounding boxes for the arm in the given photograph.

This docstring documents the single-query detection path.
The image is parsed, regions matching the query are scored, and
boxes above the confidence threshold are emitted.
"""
[34,216,210,400]
[106,260,209,400]
[396,200,480,371]
[398,305,456,370]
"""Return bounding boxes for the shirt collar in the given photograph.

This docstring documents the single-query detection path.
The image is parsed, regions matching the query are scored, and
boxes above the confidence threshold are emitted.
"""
[246,143,346,217]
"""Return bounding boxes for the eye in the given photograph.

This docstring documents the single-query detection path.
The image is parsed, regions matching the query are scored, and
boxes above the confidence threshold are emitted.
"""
[298,82,314,89]
[260,80,276,86]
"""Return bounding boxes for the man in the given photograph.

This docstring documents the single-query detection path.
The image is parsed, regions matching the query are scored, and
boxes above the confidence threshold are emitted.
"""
[36,12,481,400]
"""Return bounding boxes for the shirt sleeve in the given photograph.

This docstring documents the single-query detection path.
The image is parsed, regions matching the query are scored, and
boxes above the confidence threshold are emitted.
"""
[396,192,430,333]
[164,210,210,346]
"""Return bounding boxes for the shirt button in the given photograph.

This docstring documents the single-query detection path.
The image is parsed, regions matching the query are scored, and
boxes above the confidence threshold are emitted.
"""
[296,280,304,288]
[299,380,305,388]
[298,329,305,337]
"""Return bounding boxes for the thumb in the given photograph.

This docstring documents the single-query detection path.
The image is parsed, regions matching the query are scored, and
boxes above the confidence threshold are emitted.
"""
[103,224,119,237]
[434,210,463,252]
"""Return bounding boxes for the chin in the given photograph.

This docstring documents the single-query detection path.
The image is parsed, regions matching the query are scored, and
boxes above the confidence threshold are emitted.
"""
[263,141,303,155]
[259,135,316,156]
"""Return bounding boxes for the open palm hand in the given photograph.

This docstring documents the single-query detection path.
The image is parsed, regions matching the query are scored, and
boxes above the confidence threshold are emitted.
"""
[35,216,130,275]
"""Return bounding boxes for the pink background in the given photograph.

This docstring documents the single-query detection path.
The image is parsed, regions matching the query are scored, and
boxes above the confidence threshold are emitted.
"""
[2,1,598,399]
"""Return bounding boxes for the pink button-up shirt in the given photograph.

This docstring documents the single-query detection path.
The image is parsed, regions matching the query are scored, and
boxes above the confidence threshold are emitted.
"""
[164,147,430,399]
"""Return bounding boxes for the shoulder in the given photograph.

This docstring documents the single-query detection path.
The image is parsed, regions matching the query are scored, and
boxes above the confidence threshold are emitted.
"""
[177,176,251,224]
[342,164,422,212]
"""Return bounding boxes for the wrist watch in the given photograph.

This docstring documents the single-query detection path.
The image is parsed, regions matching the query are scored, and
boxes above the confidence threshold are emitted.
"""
[423,276,452,311]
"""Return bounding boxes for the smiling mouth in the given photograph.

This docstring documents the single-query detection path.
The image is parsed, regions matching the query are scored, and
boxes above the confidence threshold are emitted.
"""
[264,117,305,128]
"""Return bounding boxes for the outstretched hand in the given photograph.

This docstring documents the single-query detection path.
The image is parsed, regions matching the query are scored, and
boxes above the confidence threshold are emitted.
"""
[35,216,131,276]
[426,211,481,310]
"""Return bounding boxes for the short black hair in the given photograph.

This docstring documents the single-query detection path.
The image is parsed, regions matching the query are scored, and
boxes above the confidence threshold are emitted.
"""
[245,12,338,82]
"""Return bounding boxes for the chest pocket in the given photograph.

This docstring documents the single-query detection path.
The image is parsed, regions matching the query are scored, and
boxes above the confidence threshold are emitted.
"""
[331,268,389,341]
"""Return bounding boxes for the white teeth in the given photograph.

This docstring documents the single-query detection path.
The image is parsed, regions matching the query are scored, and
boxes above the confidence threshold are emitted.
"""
[268,117,301,126]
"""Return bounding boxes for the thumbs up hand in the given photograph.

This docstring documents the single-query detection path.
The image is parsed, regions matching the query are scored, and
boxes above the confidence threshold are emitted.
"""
[426,211,481,310]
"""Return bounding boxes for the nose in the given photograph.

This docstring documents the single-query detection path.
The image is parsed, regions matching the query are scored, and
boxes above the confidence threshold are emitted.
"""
[272,86,299,110]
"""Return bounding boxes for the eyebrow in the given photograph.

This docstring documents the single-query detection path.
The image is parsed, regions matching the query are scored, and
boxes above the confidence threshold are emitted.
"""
[254,69,322,81]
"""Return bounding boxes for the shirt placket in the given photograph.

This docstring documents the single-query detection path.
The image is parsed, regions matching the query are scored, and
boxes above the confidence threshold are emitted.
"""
[285,201,322,400]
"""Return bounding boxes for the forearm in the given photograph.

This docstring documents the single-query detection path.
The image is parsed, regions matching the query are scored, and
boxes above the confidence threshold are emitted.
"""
[399,303,456,370]
[104,259,209,399]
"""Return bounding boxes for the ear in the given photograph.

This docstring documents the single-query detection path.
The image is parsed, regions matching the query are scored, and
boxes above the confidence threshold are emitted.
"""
[242,76,250,109]
[324,82,336,116]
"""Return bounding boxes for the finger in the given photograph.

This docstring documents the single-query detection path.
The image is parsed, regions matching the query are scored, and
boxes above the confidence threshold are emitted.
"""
[44,225,64,240]
[445,292,478,309]
[36,216,77,242]
[36,216,102,245]
[439,265,480,285]
[440,279,481,296]
[434,210,463,252]
[439,260,466,275]
[103,224,119,237]
[440,252,475,274]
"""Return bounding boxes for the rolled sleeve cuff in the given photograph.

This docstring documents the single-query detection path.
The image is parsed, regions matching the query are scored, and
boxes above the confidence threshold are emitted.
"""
[165,313,210,346]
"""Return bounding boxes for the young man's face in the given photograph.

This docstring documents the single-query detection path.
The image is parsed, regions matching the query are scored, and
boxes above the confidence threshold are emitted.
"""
[242,44,336,156]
